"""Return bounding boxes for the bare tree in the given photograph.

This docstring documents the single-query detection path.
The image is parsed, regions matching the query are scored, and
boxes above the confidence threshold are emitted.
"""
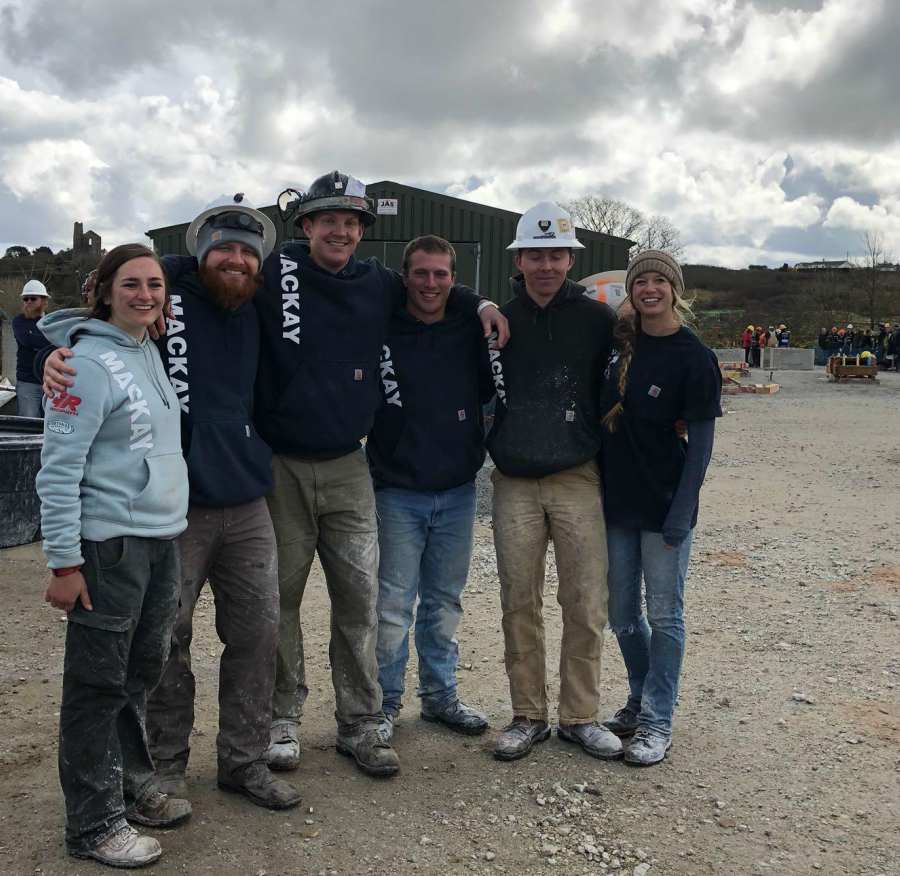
[638,215,685,259]
[564,195,684,259]
[856,230,894,328]
[564,195,644,241]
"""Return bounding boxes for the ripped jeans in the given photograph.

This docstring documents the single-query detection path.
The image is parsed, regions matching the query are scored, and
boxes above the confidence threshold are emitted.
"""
[606,527,693,737]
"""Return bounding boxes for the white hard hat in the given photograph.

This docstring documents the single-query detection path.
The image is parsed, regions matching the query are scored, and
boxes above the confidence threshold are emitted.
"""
[21,279,49,298]
[185,193,276,259]
[507,201,585,250]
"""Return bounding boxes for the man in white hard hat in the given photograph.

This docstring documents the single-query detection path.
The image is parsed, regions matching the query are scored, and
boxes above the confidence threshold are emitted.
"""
[13,279,51,417]
[42,195,303,816]
[486,201,622,762]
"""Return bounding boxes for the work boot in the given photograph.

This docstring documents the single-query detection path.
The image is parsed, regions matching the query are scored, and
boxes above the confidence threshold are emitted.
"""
[154,762,187,799]
[217,761,303,810]
[603,706,640,738]
[557,722,624,760]
[336,726,400,777]
[265,719,300,771]
[71,824,162,868]
[128,789,192,828]
[421,699,489,735]
[624,727,672,767]
[493,717,550,761]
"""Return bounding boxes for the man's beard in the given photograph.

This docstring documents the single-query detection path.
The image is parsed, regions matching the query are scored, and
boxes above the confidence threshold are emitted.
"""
[199,263,262,310]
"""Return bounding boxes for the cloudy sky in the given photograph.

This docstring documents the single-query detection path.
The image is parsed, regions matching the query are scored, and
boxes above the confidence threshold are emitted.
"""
[1,0,898,267]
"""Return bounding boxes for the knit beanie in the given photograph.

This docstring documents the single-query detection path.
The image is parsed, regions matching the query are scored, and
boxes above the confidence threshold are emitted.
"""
[625,249,684,298]
[196,213,265,265]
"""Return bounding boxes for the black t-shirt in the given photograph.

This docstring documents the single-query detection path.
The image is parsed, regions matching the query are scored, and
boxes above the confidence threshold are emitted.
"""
[600,326,722,532]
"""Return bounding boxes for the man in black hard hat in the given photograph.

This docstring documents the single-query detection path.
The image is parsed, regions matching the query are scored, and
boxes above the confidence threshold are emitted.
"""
[256,171,507,778]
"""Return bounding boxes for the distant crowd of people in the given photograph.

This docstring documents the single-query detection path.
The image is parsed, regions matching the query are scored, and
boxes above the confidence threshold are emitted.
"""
[740,323,790,366]
[817,323,900,366]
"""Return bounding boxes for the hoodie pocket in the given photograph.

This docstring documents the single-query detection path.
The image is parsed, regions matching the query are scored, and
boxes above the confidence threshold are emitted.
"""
[129,452,188,528]
[184,420,273,505]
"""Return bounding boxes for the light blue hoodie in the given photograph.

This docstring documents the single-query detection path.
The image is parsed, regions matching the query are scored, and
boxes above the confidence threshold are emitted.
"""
[36,310,189,569]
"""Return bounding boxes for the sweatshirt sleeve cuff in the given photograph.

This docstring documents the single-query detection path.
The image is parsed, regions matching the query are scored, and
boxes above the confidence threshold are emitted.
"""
[46,550,85,570]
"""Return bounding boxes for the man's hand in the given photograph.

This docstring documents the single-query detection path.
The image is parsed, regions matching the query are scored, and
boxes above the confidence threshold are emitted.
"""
[147,303,171,341]
[479,303,509,349]
[43,348,76,396]
[44,571,92,613]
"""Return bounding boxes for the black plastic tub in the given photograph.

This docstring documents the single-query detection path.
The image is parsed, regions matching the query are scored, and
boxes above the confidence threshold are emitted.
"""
[0,415,43,548]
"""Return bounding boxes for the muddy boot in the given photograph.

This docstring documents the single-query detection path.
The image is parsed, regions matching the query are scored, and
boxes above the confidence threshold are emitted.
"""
[265,719,301,771]
[128,789,192,828]
[154,761,188,799]
[218,761,302,810]
[70,824,162,868]
[336,726,400,777]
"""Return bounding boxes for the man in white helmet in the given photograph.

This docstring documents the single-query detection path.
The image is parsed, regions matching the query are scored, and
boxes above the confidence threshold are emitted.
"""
[13,279,51,417]
[487,201,622,763]
[42,195,303,815]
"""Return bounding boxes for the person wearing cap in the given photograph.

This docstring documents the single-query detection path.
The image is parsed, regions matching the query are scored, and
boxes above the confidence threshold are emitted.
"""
[486,201,622,763]
[255,171,507,779]
[599,251,721,766]
[41,195,302,811]
[777,323,791,348]
[13,279,52,417]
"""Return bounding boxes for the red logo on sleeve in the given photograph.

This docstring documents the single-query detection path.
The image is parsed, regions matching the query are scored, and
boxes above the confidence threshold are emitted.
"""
[51,391,82,415]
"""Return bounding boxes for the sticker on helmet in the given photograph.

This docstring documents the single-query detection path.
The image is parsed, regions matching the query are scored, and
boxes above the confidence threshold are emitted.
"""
[538,220,551,232]
[345,176,366,198]
[558,218,571,233]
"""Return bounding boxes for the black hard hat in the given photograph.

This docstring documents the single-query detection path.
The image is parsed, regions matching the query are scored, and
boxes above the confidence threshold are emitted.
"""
[277,171,377,227]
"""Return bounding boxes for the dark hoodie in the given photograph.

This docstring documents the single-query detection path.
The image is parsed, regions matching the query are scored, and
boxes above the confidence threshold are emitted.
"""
[367,307,494,492]
[486,276,615,478]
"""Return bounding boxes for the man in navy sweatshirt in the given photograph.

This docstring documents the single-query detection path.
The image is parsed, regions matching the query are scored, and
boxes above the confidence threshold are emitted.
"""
[366,236,494,743]
[256,172,507,778]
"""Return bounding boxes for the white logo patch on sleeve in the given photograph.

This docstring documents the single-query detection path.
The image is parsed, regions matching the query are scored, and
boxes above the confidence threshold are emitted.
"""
[47,419,75,435]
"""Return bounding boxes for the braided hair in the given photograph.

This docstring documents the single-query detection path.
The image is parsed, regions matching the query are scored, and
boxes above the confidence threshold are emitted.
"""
[601,311,639,433]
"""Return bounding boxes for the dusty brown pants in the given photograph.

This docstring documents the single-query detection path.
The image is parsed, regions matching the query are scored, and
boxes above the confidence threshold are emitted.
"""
[491,461,609,724]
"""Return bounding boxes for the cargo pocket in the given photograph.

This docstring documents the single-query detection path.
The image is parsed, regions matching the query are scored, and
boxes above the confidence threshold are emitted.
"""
[64,609,132,689]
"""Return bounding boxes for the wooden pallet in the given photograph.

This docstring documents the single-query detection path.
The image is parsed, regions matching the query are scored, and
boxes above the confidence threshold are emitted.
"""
[826,357,879,383]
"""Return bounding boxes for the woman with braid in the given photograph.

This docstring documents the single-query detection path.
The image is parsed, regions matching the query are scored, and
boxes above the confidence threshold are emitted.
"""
[598,250,722,766]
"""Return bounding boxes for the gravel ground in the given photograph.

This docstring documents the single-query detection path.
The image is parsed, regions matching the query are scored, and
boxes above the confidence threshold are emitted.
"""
[0,366,898,875]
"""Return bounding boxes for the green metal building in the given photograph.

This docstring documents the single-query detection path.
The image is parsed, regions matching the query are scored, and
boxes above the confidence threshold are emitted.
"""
[146,180,633,302]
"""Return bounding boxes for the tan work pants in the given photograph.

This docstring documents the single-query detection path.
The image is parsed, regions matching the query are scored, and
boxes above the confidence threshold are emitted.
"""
[491,461,608,724]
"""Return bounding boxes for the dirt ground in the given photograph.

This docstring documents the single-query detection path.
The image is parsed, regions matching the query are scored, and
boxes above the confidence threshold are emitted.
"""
[1,366,898,876]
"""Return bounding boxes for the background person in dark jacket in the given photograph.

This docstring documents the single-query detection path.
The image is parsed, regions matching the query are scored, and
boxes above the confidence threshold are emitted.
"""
[41,196,302,812]
[369,236,494,743]
[487,201,622,764]
[256,171,507,779]
[12,279,51,417]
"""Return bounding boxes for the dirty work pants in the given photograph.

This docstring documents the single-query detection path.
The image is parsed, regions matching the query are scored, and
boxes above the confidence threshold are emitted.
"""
[491,461,608,724]
[60,537,178,854]
[267,449,382,733]
[147,499,279,776]
[375,482,477,716]
[606,527,693,737]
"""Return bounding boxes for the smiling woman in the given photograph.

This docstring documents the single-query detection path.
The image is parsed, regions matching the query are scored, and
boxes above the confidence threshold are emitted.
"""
[34,243,190,868]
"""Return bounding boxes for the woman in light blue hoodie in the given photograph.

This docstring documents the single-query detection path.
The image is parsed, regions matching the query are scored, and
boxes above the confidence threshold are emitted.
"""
[36,244,190,869]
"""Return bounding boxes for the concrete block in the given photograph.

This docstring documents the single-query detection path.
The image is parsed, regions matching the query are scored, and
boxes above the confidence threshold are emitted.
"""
[712,347,814,370]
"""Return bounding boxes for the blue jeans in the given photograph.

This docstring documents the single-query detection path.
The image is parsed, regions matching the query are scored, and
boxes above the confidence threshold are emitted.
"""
[606,527,693,736]
[375,482,476,715]
[16,380,44,418]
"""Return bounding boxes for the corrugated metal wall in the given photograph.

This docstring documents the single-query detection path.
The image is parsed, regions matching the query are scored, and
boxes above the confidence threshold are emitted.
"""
[146,182,632,304]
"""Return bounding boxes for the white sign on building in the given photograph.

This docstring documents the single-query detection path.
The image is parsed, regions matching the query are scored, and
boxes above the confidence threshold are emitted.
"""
[377,198,399,215]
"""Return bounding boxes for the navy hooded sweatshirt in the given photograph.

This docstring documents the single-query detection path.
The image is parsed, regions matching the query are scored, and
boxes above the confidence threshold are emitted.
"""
[486,276,616,478]
[254,242,482,460]
[367,307,494,492]
[157,256,273,507]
